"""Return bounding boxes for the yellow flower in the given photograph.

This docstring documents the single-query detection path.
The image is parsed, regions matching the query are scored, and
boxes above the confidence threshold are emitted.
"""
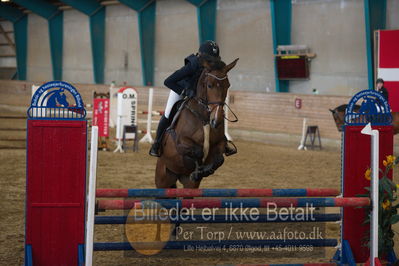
[382,200,391,210]
[384,155,396,167]
[396,184,399,189]
[364,168,371,181]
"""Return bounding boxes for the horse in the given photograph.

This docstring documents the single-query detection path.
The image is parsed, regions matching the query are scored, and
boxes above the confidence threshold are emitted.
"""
[155,58,239,189]
[329,104,399,134]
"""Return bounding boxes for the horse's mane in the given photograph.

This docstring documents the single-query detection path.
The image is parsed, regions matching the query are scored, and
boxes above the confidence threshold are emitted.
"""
[199,54,226,71]
[209,59,226,71]
[335,104,348,112]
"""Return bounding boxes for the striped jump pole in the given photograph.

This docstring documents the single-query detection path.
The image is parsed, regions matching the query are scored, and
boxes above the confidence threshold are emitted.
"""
[97,197,370,211]
[96,188,340,198]
[95,213,341,224]
[231,264,337,266]
[93,239,338,251]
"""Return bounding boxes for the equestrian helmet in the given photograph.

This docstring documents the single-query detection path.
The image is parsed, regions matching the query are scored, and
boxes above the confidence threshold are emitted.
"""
[199,40,220,58]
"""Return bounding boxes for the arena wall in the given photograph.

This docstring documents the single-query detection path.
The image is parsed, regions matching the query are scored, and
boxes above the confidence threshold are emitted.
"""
[216,0,274,93]
[1,0,398,95]
[4,79,399,149]
[63,10,94,84]
[0,80,346,143]
[290,0,367,95]
[387,0,399,29]
[27,14,52,82]
[154,0,199,88]
[105,5,142,86]
[0,21,16,69]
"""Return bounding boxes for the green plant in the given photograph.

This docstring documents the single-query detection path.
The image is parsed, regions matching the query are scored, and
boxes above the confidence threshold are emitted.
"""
[362,155,399,257]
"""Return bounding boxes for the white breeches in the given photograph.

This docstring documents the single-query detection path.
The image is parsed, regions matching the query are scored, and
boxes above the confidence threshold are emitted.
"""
[164,90,183,119]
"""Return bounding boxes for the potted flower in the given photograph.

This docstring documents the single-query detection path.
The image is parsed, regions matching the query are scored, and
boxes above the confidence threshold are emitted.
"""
[362,155,399,264]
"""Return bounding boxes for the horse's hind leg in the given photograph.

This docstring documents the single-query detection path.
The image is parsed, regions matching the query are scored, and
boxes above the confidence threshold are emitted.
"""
[155,159,178,188]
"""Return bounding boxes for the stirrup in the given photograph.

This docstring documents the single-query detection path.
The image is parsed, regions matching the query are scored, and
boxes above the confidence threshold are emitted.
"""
[225,140,237,156]
[149,143,161,157]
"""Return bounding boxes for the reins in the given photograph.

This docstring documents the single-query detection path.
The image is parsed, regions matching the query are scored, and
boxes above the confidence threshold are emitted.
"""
[223,103,238,122]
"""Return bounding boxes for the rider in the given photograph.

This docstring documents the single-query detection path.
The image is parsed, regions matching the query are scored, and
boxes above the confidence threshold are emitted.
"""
[149,40,237,157]
[376,78,389,102]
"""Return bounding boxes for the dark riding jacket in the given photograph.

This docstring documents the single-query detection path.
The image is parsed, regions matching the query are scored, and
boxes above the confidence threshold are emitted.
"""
[164,54,203,96]
[378,87,389,102]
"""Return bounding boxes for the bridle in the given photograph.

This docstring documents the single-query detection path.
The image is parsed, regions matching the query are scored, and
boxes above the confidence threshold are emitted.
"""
[331,109,345,131]
[206,73,227,81]
[332,109,343,122]
[197,72,228,107]
[185,70,238,124]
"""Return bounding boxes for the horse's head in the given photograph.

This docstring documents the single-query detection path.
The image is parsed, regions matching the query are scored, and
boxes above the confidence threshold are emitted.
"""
[329,105,347,132]
[330,104,361,132]
[197,58,239,128]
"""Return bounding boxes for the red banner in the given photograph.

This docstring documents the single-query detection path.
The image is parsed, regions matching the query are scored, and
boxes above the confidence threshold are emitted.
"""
[93,98,110,137]
[378,30,399,112]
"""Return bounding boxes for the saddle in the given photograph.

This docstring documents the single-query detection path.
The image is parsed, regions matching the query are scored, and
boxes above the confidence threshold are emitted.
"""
[161,98,190,157]
[167,99,188,130]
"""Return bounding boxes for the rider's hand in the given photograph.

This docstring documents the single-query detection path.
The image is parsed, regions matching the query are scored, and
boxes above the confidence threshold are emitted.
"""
[186,89,196,98]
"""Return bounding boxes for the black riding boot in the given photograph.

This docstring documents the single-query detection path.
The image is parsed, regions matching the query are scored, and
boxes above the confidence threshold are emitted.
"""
[225,140,237,156]
[149,115,170,157]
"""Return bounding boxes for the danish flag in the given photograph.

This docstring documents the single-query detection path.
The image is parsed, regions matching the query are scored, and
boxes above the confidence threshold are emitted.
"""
[378,30,399,111]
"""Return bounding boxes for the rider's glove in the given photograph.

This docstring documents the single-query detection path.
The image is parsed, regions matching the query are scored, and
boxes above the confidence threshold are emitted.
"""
[185,88,196,98]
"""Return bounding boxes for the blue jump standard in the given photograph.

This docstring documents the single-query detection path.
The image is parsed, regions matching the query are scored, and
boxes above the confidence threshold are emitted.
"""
[95,213,341,224]
[93,239,338,251]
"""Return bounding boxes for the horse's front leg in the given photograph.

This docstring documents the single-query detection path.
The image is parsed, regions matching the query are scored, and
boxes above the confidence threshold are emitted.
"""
[189,140,225,181]
[193,153,224,179]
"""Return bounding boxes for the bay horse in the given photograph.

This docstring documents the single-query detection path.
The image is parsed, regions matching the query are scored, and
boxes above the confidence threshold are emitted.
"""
[155,58,239,189]
[330,104,399,134]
